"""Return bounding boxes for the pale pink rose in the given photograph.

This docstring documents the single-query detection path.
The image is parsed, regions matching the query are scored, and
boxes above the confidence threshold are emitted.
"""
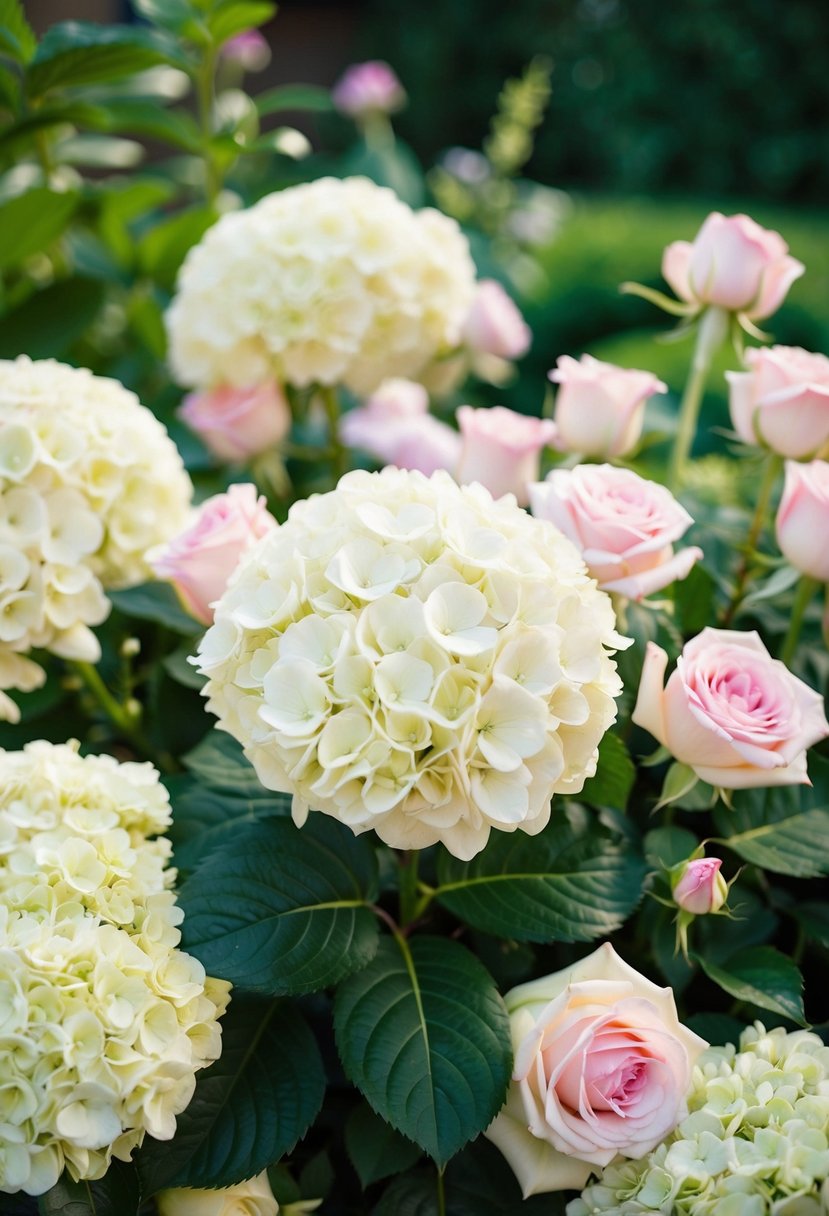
[485,943,706,1196]
[529,465,702,600]
[727,346,829,459]
[340,380,461,475]
[463,280,531,360]
[548,355,667,459]
[776,459,829,581]
[331,61,406,117]
[220,29,271,72]
[179,382,291,462]
[633,627,829,788]
[672,857,728,915]
[149,484,276,625]
[455,405,557,505]
[662,212,804,320]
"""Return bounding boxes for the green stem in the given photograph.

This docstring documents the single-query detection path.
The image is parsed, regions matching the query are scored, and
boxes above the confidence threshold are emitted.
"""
[70,661,170,769]
[722,453,782,624]
[320,385,348,480]
[668,306,729,492]
[780,575,819,666]
[195,47,220,206]
[436,1166,446,1216]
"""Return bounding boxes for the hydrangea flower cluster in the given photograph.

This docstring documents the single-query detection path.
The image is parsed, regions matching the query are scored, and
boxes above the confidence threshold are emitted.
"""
[568,1023,829,1216]
[0,357,193,719]
[165,176,477,395]
[0,741,230,1197]
[196,468,627,860]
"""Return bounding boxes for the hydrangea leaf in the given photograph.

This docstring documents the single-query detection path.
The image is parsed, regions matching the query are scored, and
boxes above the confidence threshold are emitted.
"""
[38,1161,140,1216]
[696,946,806,1026]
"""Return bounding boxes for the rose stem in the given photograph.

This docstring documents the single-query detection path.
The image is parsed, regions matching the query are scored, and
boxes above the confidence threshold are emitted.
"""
[668,305,729,492]
[780,575,819,666]
[721,453,782,625]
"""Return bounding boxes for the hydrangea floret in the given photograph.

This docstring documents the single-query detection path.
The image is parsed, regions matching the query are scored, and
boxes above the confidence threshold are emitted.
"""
[165,176,477,395]
[0,741,230,1197]
[568,1023,829,1216]
[195,467,628,860]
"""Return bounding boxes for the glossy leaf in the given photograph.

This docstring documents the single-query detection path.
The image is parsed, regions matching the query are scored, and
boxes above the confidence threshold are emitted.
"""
[38,1162,140,1216]
[345,1103,423,1188]
[166,775,289,872]
[0,0,36,64]
[0,187,77,270]
[27,23,180,96]
[580,730,635,810]
[697,946,806,1026]
[713,791,829,877]
[109,580,201,635]
[182,730,262,794]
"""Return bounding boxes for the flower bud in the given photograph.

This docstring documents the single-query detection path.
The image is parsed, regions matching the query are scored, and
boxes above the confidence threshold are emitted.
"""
[548,355,666,459]
[331,60,406,118]
[727,346,829,459]
[179,381,291,463]
[671,857,728,915]
[455,405,556,505]
[775,459,829,582]
[463,280,531,360]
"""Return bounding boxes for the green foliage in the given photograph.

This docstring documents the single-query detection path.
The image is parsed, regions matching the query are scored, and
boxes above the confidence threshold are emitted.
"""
[109,582,201,635]
[0,278,106,359]
[579,730,635,810]
[713,764,829,876]
[334,936,512,1166]
[345,1104,424,1188]
[0,188,77,269]
[38,1162,140,1216]
[697,946,806,1027]
[27,23,182,96]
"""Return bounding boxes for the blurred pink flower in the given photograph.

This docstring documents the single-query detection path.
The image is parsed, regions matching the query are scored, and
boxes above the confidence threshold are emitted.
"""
[776,459,829,581]
[340,379,460,475]
[220,29,271,72]
[463,280,531,360]
[456,405,556,505]
[727,345,829,459]
[549,354,666,458]
[332,61,406,117]
[179,382,291,463]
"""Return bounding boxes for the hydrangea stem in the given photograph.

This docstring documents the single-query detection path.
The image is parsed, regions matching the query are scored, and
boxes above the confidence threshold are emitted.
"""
[722,453,782,624]
[780,575,819,666]
[668,306,729,492]
[70,661,170,769]
[436,1166,446,1216]
[321,385,348,480]
[196,46,220,207]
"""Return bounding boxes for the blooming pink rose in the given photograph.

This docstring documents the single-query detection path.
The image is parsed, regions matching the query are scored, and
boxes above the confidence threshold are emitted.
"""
[727,346,829,459]
[149,484,276,625]
[548,355,666,459]
[178,382,291,463]
[463,280,531,360]
[662,212,804,320]
[331,61,406,117]
[529,465,702,600]
[455,405,557,505]
[775,459,829,581]
[340,379,461,475]
[633,627,829,788]
[672,857,728,915]
[486,943,706,1196]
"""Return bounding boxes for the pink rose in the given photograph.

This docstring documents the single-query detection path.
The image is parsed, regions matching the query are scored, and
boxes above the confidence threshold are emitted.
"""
[149,484,276,625]
[331,61,406,117]
[463,280,531,360]
[662,212,804,320]
[672,857,728,915]
[633,627,829,788]
[340,379,461,476]
[775,459,829,581]
[727,346,829,459]
[548,355,667,459]
[486,943,706,1196]
[455,405,557,505]
[178,382,291,463]
[529,464,702,600]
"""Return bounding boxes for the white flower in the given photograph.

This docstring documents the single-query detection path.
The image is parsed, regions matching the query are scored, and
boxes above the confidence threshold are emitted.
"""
[0,358,193,719]
[166,177,477,396]
[196,468,627,860]
[0,741,230,1198]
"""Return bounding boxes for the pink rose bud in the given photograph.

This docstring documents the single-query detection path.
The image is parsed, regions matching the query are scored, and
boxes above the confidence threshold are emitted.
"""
[220,29,271,72]
[775,459,829,581]
[463,280,531,360]
[529,464,702,600]
[331,61,406,118]
[633,627,829,789]
[340,378,461,475]
[178,381,291,463]
[662,212,804,320]
[548,355,667,459]
[149,484,276,625]
[727,346,829,459]
[455,405,557,505]
[672,857,728,915]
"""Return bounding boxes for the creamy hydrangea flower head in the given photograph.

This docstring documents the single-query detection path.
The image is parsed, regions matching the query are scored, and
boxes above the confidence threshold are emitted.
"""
[0,357,193,720]
[0,741,230,1197]
[568,1022,829,1216]
[165,176,477,396]
[195,468,627,860]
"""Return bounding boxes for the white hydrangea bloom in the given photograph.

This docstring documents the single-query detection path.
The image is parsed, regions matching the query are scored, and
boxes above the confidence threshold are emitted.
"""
[0,357,193,720]
[166,176,477,395]
[0,741,231,1197]
[568,1023,829,1216]
[196,468,627,860]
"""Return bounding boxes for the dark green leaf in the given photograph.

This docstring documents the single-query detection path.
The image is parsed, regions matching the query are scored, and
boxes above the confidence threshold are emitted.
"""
[644,826,698,869]
[27,23,180,96]
[256,83,334,116]
[136,997,324,1195]
[0,187,77,270]
[334,936,512,1166]
[580,730,635,810]
[697,946,806,1026]
[207,1,277,44]
[713,791,829,877]
[372,1170,436,1216]
[180,817,380,994]
[698,884,778,964]
[435,803,645,943]
[87,98,201,151]
[167,776,289,872]
[443,1138,561,1215]
[109,580,201,635]
[38,1161,140,1216]
[791,901,829,948]
[138,204,216,289]
[182,730,262,793]
[673,562,716,636]
[0,277,105,359]
[346,1104,423,1189]
[685,1012,747,1048]
[0,0,36,64]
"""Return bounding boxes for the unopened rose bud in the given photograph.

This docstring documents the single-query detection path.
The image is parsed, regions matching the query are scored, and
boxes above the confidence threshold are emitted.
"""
[548,355,666,459]
[775,459,829,582]
[672,857,728,915]
[331,60,406,118]
[463,280,531,360]
[179,381,291,464]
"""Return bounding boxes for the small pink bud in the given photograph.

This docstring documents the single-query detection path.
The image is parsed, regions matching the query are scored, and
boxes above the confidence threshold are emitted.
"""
[331,61,406,118]
[220,30,271,72]
[775,459,829,582]
[178,381,291,463]
[463,280,531,360]
[672,858,728,915]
